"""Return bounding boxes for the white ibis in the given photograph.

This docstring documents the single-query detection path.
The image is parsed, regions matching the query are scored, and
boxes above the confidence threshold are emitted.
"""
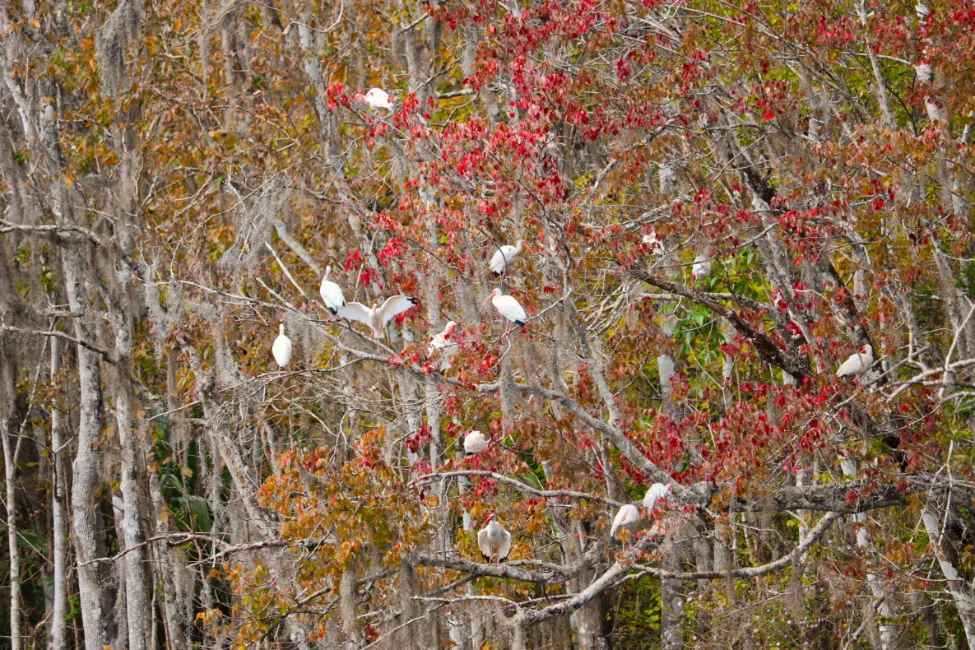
[477,514,512,563]
[610,504,640,538]
[642,232,665,256]
[489,240,525,277]
[915,62,933,83]
[319,266,346,315]
[428,321,459,371]
[338,295,418,339]
[836,344,874,378]
[271,324,292,368]
[463,430,488,455]
[915,1,929,18]
[364,88,393,110]
[483,288,527,336]
[642,483,671,511]
[692,253,712,280]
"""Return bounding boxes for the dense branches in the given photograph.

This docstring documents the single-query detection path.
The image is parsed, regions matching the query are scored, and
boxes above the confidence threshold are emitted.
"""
[1,0,975,649]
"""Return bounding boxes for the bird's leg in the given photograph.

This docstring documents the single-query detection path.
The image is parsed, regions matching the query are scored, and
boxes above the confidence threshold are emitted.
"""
[502,321,512,337]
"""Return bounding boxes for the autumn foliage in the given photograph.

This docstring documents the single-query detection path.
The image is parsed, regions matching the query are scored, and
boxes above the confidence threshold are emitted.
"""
[2,0,975,649]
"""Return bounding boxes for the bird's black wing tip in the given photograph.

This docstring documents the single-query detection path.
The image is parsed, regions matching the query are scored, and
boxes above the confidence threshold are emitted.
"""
[492,271,501,278]
[328,307,338,315]
[515,320,526,327]
[409,297,419,305]
[480,554,490,563]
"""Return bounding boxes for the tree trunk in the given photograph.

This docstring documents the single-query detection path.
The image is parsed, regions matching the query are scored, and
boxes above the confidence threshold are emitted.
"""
[341,566,361,649]
[575,590,611,650]
[49,335,69,650]
[661,538,685,650]
[148,465,187,650]
[841,459,895,648]
[0,332,22,650]
[922,502,975,650]
[62,242,116,650]
[109,302,151,650]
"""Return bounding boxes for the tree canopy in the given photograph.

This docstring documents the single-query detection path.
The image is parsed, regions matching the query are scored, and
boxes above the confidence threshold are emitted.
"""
[1,0,975,648]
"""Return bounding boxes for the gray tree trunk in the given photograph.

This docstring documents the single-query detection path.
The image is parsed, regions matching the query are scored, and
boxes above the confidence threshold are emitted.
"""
[0,332,22,650]
[49,335,69,650]
[111,319,150,650]
[922,502,975,650]
[661,537,685,650]
[62,241,116,650]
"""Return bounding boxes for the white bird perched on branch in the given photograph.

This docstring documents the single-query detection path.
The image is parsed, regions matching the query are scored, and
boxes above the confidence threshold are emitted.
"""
[610,504,640,538]
[642,232,665,256]
[338,295,418,339]
[489,240,525,277]
[319,266,346,315]
[271,324,292,368]
[463,430,488,455]
[428,321,459,371]
[477,514,512,563]
[915,1,929,18]
[836,344,874,378]
[692,253,712,280]
[642,483,671,512]
[915,61,933,83]
[483,288,527,336]
[364,87,393,110]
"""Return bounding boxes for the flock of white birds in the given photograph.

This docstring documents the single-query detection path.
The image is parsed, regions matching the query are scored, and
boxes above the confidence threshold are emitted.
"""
[268,117,880,562]
[270,237,527,369]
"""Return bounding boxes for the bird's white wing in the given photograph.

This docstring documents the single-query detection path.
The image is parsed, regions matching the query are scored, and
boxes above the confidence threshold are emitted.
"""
[692,257,712,278]
[320,281,346,312]
[610,508,626,537]
[836,357,855,377]
[611,505,639,537]
[366,89,391,108]
[376,295,417,327]
[429,333,450,353]
[643,234,665,256]
[432,339,458,371]
[497,528,512,562]
[643,488,657,510]
[495,295,527,323]
[643,483,669,510]
[337,302,374,328]
[477,527,492,561]
[272,336,292,367]
[464,432,487,454]
[489,249,506,274]
[836,351,868,377]
[491,244,520,273]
